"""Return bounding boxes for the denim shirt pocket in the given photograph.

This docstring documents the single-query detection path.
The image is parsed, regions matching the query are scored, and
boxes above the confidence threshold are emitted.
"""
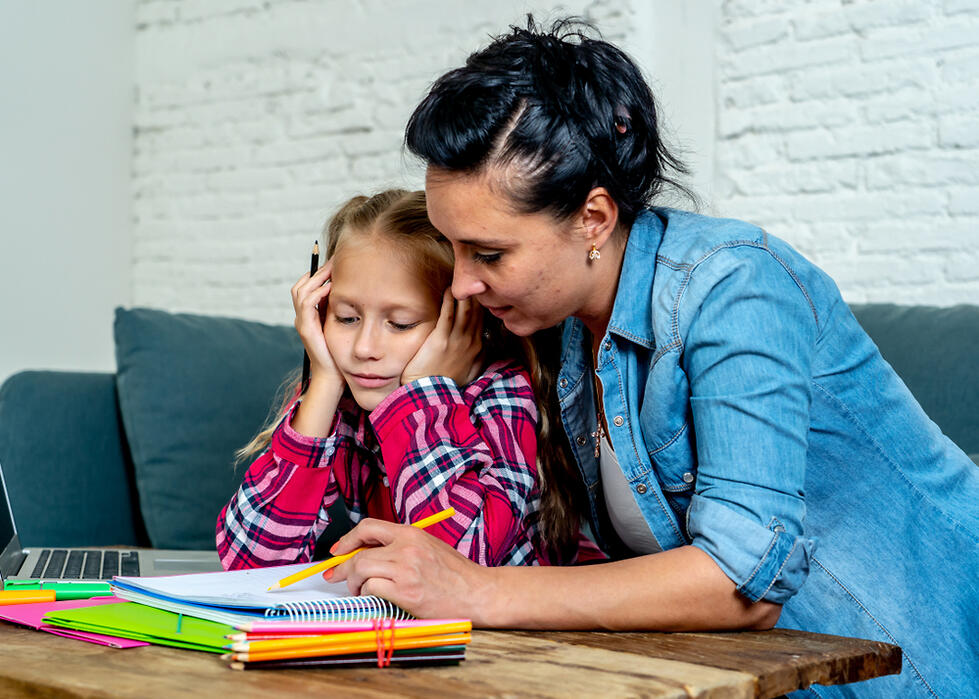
[640,353,698,534]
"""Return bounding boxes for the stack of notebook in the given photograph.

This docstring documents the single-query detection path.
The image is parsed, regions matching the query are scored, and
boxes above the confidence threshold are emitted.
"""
[223,618,471,670]
[40,563,471,669]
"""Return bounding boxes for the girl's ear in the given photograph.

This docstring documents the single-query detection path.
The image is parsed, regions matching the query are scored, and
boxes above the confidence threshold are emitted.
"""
[579,187,619,248]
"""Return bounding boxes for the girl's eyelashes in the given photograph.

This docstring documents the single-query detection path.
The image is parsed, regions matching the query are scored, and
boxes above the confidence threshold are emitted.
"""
[389,321,420,331]
[333,315,419,332]
[472,250,503,265]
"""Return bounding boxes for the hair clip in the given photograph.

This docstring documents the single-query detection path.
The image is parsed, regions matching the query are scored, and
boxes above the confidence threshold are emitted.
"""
[613,106,631,135]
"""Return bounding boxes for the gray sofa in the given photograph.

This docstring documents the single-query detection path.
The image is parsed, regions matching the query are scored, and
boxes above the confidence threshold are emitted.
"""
[0,304,975,550]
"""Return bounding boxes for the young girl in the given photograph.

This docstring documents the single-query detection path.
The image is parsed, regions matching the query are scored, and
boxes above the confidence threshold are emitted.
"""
[216,189,602,570]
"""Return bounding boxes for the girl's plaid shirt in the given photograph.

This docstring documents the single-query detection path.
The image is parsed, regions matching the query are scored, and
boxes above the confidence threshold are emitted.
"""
[216,360,604,570]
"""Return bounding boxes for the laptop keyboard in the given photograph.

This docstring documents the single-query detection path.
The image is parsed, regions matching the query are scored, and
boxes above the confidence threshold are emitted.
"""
[29,549,140,579]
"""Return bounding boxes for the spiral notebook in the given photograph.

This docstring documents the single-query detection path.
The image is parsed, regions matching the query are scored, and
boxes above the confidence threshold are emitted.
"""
[110,563,411,626]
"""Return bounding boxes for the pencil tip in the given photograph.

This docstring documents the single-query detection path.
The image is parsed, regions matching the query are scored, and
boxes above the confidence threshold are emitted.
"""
[266,584,279,591]
[312,240,319,253]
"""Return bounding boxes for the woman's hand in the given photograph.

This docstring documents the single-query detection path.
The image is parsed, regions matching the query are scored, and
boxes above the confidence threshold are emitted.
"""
[401,290,484,387]
[325,518,495,624]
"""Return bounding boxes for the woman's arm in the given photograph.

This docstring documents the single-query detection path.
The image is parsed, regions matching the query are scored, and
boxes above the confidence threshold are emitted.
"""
[368,361,545,566]
[326,518,780,630]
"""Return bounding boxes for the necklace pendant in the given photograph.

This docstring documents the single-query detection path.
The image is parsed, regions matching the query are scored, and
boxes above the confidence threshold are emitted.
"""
[591,422,604,459]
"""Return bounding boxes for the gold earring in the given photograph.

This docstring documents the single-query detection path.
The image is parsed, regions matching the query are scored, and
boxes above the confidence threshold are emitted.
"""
[588,243,601,261]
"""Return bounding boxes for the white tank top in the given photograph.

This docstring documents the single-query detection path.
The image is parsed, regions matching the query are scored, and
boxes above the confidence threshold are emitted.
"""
[598,431,662,555]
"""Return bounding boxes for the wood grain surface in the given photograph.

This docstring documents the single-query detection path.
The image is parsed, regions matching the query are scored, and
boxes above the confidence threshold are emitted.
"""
[0,623,900,698]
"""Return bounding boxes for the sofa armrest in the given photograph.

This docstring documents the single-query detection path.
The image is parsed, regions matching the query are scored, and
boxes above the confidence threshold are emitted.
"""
[0,371,147,547]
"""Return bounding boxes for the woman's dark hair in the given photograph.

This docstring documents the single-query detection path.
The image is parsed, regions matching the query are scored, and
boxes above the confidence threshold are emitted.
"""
[405,15,692,228]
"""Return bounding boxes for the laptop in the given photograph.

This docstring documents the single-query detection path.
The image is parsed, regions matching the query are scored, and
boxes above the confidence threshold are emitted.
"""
[0,461,223,584]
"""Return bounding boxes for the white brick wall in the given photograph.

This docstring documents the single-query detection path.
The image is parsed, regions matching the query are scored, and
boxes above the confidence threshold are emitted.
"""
[131,0,629,324]
[132,0,978,322]
[714,0,979,305]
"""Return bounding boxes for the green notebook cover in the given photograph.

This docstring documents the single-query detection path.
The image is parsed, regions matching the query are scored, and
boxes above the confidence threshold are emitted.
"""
[43,601,234,653]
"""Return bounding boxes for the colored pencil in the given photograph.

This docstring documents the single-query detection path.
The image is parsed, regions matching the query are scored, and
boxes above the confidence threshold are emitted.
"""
[267,507,456,590]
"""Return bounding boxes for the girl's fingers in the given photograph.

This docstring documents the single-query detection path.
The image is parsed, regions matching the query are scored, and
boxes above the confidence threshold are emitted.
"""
[294,265,333,313]
[435,288,455,334]
[464,298,483,336]
[450,296,470,337]
[299,263,333,297]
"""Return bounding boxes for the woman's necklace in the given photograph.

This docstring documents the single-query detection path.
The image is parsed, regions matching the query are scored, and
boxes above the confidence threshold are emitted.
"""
[590,341,609,458]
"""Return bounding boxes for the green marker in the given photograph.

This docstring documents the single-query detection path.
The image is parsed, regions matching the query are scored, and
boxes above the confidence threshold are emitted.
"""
[1,580,112,600]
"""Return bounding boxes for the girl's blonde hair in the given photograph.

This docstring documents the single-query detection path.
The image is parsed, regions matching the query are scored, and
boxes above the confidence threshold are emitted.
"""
[237,189,583,557]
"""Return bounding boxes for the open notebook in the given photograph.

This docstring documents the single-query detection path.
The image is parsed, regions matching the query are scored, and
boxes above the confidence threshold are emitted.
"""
[110,563,411,626]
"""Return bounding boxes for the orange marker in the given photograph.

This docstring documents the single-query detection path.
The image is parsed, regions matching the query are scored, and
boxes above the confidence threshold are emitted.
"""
[0,590,57,605]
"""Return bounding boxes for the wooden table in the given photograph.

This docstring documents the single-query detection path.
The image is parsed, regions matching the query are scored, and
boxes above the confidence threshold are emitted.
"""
[0,623,900,697]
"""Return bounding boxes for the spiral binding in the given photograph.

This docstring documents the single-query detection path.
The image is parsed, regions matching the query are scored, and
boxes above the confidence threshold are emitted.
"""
[263,595,413,623]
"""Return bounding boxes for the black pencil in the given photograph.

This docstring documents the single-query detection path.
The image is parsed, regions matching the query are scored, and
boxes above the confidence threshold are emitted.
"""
[300,240,320,392]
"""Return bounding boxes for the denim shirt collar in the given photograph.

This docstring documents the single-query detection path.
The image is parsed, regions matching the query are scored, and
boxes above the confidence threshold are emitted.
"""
[605,209,665,349]
[559,208,667,367]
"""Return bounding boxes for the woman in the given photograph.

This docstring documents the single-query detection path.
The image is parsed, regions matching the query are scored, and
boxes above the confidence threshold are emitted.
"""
[325,19,978,698]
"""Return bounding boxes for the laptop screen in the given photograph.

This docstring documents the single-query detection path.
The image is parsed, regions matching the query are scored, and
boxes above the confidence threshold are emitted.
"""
[0,463,24,580]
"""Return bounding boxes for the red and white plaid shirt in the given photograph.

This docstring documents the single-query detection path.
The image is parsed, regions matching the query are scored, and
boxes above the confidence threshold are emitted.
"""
[216,360,604,569]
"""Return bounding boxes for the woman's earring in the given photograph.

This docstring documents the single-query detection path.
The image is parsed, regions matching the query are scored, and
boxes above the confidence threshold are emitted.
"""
[588,243,601,261]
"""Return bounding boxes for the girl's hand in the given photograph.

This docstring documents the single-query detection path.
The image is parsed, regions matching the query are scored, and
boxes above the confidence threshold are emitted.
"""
[290,261,344,394]
[325,518,494,624]
[401,290,484,387]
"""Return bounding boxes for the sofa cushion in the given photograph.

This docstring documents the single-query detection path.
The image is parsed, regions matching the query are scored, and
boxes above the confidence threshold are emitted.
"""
[0,371,145,547]
[850,303,979,460]
[114,307,302,549]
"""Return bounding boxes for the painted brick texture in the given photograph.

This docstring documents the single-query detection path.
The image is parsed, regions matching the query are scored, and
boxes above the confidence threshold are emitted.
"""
[715,0,979,305]
[132,1,978,322]
[131,0,628,324]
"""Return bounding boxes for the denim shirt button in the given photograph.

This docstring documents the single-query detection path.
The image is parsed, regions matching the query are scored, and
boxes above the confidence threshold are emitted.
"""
[636,483,647,494]
[604,340,612,351]
[682,472,694,484]
[576,435,587,446]
[613,415,624,427]
[559,378,568,388]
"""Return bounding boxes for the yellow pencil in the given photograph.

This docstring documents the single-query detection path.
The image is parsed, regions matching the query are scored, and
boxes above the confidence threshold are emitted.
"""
[225,621,472,652]
[267,507,456,591]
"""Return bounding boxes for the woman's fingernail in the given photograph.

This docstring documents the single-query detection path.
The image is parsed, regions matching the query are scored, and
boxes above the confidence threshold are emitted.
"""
[329,543,338,554]
[322,569,334,580]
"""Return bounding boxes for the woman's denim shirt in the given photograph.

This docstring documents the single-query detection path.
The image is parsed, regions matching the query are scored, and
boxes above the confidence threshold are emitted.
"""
[556,208,979,697]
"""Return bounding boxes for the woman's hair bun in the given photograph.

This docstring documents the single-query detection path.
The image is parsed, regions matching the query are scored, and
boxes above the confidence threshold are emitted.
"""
[406,15,692,227]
